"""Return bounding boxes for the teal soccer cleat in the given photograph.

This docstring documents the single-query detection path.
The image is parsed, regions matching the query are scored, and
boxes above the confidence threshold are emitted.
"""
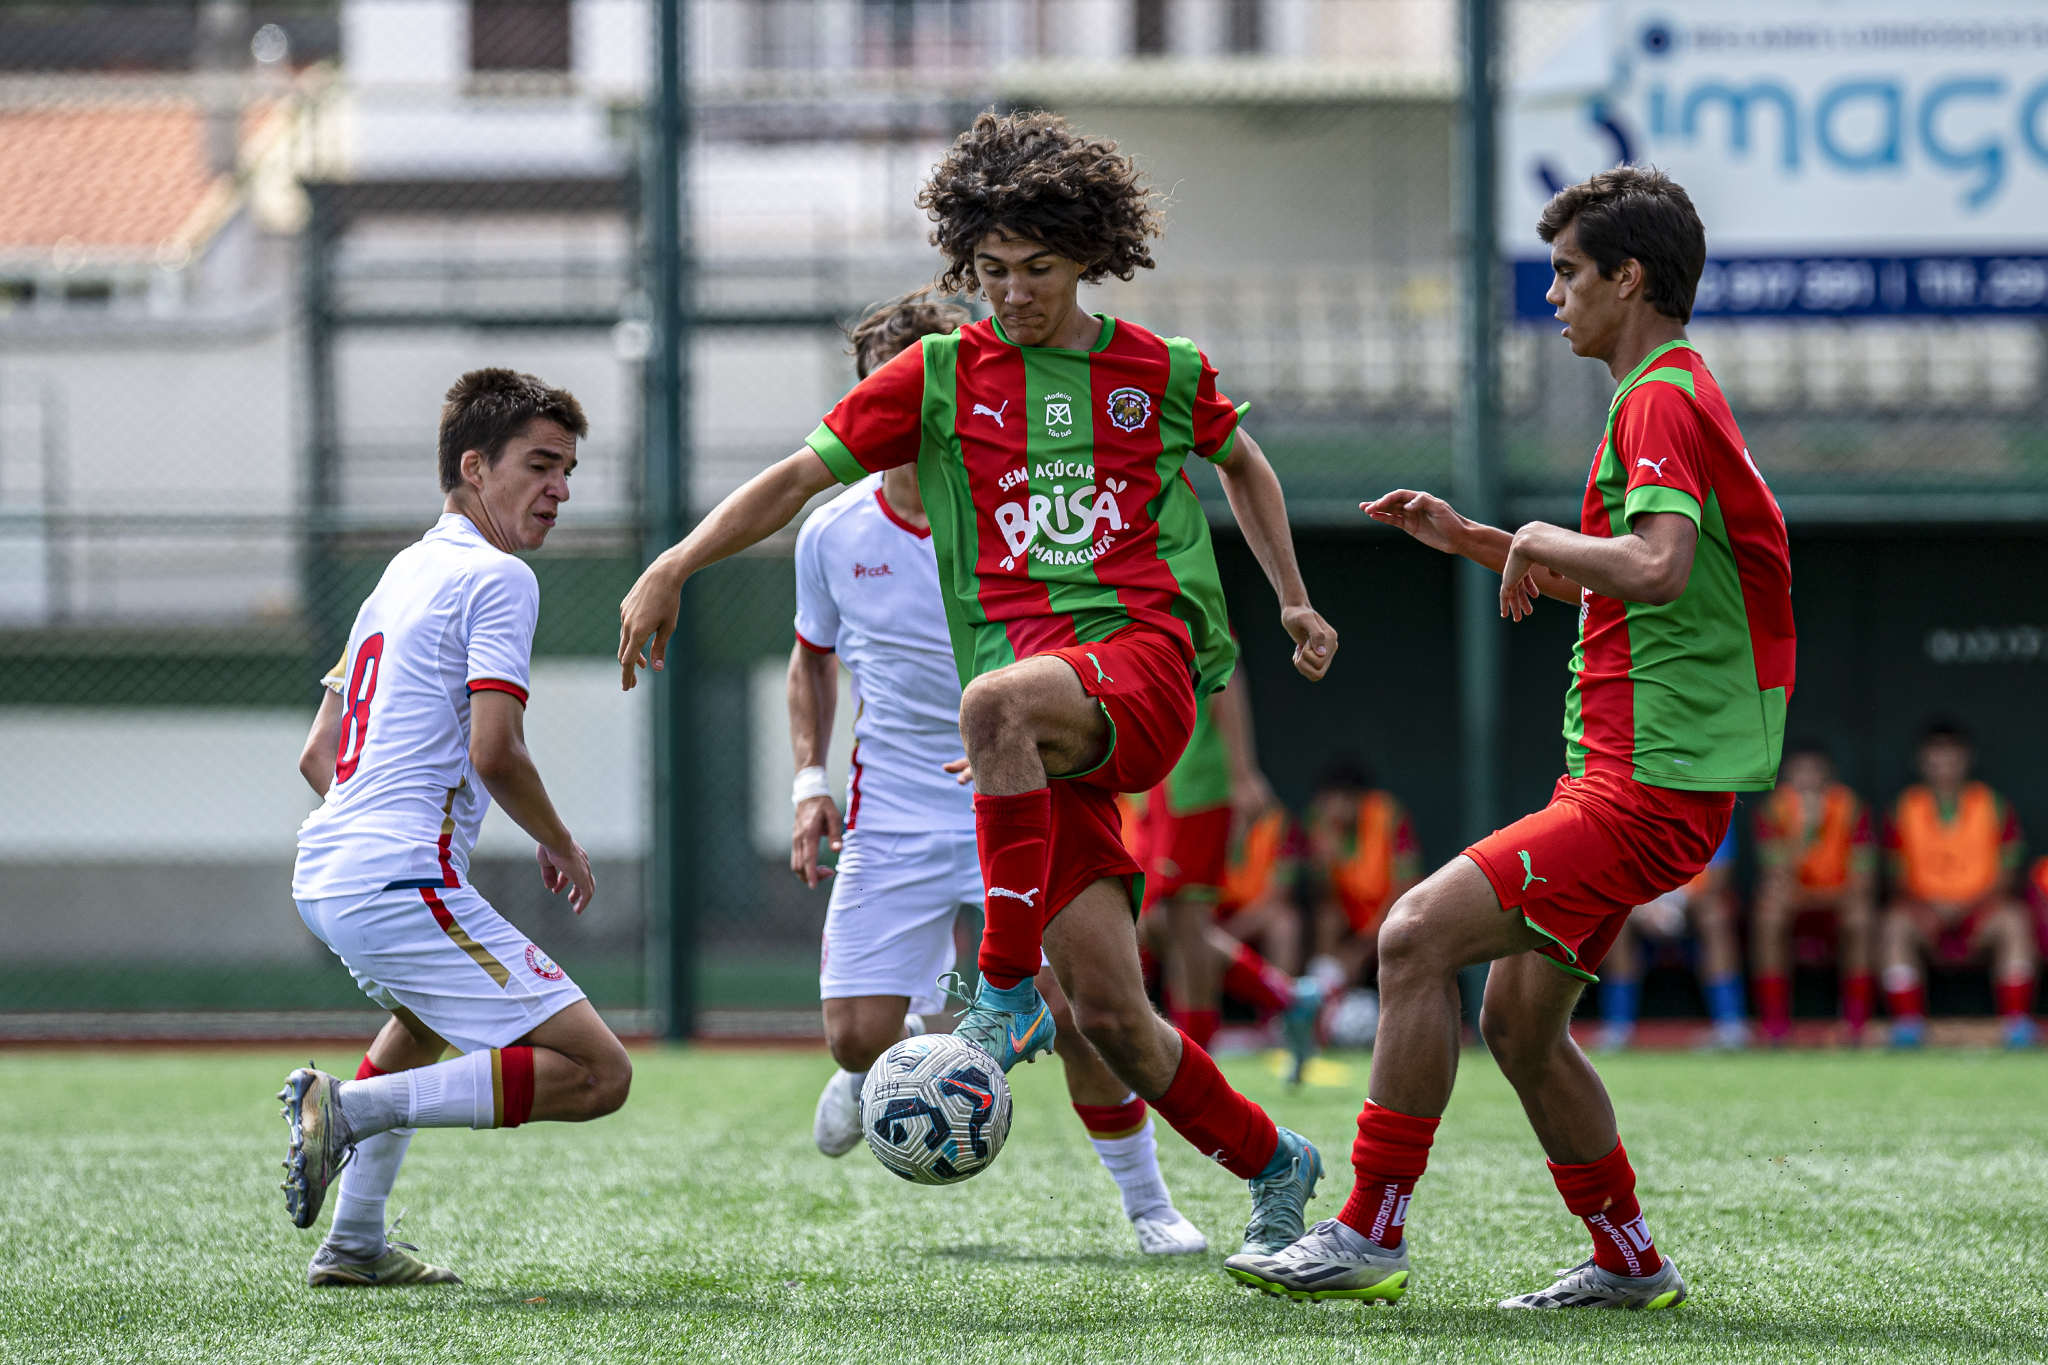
[1239,1126,1323,1255]
[942,972,1056,1075]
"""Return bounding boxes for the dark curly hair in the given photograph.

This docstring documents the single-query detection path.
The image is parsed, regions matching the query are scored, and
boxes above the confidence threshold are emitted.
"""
[846,288,970,379]
[918,109,1163,296]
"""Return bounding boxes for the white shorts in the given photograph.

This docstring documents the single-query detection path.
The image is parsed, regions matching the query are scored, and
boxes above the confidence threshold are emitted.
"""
[296,883,587,1056]
[821,828,982,1015]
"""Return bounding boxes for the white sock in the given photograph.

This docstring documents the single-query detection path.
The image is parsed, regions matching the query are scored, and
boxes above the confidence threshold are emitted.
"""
[324,1127,413,1261]
[1089,1114,1174,1223]
[843,1069,869,1102]
[339,1050,498,1137]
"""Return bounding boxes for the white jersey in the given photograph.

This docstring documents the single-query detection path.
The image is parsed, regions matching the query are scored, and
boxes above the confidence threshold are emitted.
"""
[794,475,972,833]
[294,513,539,899]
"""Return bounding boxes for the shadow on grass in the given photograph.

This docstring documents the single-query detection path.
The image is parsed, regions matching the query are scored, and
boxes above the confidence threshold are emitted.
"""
[926,1243,1133,1268]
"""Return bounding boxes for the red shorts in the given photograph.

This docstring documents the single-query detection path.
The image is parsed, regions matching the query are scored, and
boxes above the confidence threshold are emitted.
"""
[1465,771,1735,980]
[1902,896,2005,966]
[1036,626,1200,921]
[1138,801,1231,910]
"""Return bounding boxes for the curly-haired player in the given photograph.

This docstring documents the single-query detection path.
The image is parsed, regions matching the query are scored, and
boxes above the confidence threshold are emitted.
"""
[620,110,1339,1255]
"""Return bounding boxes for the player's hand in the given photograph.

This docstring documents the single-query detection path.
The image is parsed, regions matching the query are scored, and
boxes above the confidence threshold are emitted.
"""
[943,757,975,787]
[538,839,596,914]
[617,558,684,691]
[1362,489,1467,555]
[1499,532,1542,622]
[1230,767,1278,840]
[1281,604,1337,680]
[791,795,843,888]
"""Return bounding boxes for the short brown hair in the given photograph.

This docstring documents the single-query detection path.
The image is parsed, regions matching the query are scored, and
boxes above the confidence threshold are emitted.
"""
[918,109,1163,297]
[848,288,970,379]
[1536,166,1706,323]
[437,368,588,492]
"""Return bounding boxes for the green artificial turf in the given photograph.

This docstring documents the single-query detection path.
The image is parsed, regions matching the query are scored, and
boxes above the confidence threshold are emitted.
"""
[1,1046,2043,1363]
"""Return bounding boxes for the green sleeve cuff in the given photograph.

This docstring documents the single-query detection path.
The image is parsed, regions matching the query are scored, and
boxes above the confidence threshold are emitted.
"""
[805,422,868,485]
[1204,401,1252,464]
[1624,483,1701,530]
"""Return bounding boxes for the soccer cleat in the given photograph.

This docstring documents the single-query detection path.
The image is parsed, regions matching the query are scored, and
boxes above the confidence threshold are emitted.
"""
[1499,1255,1687,1310]
[1224,1218,1412,1303]
[278,1065,353,1230]
[813,1069,864,1158]
[1281,978,1322,1086]
[941,971,1055,1075]
[307,1237,462,1287]
[1889,1018,1926,1050]
[1133,1208,1208,1255]
[2002,1015,2037,1049]
[1238,1126,1323,1255]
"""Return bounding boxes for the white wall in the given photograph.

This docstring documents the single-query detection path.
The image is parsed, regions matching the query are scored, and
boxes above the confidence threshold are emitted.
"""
[345,0,466,84]
[0,660,649,863]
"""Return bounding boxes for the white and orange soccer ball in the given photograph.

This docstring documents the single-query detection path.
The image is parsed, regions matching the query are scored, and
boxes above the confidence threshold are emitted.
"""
[859,1033,1012,1185]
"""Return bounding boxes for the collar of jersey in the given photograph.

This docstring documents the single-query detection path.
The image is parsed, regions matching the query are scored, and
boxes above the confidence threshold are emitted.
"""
[989,312,1117,354]
[1606,338,1698,416]
[434,511,486,542]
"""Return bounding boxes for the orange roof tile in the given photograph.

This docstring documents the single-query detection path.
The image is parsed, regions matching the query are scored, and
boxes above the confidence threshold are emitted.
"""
[0,103,224,251]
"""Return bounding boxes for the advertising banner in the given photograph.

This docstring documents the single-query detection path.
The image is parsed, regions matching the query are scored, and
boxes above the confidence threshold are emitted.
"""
[1507,2,2048,319]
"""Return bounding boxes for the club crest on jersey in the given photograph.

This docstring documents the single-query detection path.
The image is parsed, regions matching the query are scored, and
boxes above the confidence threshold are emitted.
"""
[1042,392,1075,438]
[524,944,564,981]
[1106,387,1152,432]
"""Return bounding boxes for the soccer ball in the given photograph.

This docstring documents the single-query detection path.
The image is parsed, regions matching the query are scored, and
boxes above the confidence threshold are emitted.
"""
[1327,987,1380,1049]
[860,1033,1012,1184]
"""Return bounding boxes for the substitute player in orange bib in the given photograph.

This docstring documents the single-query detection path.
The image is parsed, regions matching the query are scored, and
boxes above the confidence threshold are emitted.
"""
[1878,722,2036,1049]
[619,111,1339,1256]
[1751,739,1877,1045]
[1227,168,1794,1310]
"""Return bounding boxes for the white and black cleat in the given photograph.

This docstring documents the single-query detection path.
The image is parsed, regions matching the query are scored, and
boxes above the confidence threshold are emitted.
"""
[1224,1218,1412,1303]
[278,1064,353,1229]
[1498,1256,1687,1310]
[1132,1208,1208,1255]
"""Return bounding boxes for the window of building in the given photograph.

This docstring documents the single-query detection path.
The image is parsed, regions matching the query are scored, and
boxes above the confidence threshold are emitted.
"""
[1228,0,1262,54]
[1133,0,1168,55]
[470,0,570,73]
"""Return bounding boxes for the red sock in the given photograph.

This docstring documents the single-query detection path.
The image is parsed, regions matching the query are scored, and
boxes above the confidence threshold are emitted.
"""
[1149,1031,1279,1178]
[974,789,1052,988]
[1996,972,2036,1019]
[491,1046,536,1128]
[1841,972,1873,1036]
[1885,970,1927,1022]
[1549,1140,1663,1278]
[1169,1006,1220,1050]
[1223,943,1292,1019]
[1755,972,1791,1041]
[1073,1093,1148,1139]
[1336,1102,1439,1248]
[355,1056,389,1081]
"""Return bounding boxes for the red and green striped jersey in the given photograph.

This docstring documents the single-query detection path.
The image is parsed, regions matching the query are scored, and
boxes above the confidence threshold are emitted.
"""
[1563,341,1795,791]
[805,314,1240,696]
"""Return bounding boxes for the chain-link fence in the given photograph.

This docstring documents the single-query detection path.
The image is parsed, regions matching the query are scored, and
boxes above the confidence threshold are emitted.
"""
[5,0,2047,1040]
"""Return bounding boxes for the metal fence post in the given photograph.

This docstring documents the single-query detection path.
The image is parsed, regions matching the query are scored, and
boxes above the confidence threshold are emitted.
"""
[1454,0,1502,847]
[645,0,697,1041]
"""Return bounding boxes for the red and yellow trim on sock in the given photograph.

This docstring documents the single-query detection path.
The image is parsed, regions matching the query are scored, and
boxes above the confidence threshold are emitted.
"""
[1073,1093,1149,1140]
[489,1046,536,1128]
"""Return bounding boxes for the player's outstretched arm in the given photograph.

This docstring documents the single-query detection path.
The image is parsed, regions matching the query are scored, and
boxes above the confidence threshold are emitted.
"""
[786,641,843,888]
[618,449,839,689]
[470,689,596,912]
[1212,430,1338,681]
[297,689,344,797]
[1498,512,1696,620]
[1361,489,1583,607]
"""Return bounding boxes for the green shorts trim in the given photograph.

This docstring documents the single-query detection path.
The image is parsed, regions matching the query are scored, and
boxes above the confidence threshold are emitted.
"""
[1049,699,1118,783]
[1524,914,1599,983]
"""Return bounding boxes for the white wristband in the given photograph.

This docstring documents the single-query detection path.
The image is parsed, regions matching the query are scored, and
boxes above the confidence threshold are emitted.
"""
[792,766,832,807]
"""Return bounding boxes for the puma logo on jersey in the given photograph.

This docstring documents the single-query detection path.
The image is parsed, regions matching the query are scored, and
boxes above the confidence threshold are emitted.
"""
[1518,850,1547,890]
[987,886,1039,907]
[1636,457,1670,477]
[973,401,1008,428]
[852,562,892,579]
